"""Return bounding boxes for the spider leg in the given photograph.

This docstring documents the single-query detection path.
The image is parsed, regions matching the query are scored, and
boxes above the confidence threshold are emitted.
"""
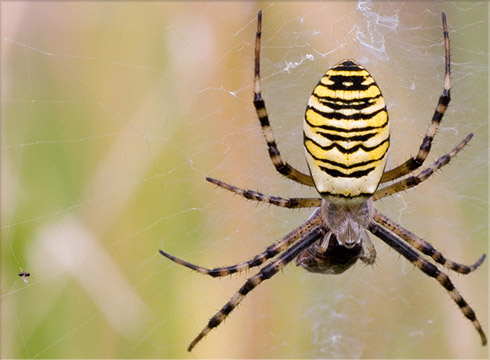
[381,13,451,183]
[373,133,472,200]
[360,232,377,265]
[254,11,314,186]
[369,222,487,346]
[187,226,325,351]
[159,208,322,277]
[373,210,486,273]
[206,177,322,208]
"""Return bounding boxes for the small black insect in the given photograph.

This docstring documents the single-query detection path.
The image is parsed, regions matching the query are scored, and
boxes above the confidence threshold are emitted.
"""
[18,272,30,284]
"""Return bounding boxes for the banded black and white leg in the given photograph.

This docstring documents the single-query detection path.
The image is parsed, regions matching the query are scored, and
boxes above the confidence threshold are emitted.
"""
[369,223,487,345]
[374,133,472,200]
[254,10,314,186]
[159,208,322,278]
[187,226,326,351]
[381,12,452,183]
[372,210,485,273]
[206,177,321,208]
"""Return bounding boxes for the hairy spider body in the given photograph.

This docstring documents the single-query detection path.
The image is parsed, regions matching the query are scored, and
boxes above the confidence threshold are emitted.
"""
[160,11,486,352]
[304,60,389,204]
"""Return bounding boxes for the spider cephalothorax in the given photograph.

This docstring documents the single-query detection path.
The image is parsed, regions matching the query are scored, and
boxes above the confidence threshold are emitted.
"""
[160,11,486,352]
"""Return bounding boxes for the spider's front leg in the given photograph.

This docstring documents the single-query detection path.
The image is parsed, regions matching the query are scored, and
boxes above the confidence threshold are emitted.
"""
[369,222,487,346]
[372,209,485,273]
[187,226,325,351]
[159,208,322,277]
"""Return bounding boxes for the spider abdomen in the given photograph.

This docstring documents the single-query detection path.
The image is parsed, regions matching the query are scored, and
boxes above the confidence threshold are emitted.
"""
[304,60,390,204]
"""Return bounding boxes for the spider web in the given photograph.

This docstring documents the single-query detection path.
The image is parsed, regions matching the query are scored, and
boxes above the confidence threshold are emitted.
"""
[1,1,488,359]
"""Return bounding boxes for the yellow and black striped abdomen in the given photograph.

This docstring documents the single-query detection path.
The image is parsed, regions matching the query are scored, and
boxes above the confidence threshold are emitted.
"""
[304,60,389,204]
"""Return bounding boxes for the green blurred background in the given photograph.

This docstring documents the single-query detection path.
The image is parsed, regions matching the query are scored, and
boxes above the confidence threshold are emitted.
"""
[1,1,487,358]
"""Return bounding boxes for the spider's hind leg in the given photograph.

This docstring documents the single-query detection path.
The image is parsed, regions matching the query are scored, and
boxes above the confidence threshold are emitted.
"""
[253,10,314,186]
[380,12,452,183]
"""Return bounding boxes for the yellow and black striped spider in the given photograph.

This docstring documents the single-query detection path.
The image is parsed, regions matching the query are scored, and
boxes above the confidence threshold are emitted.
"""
[159,11,487,351]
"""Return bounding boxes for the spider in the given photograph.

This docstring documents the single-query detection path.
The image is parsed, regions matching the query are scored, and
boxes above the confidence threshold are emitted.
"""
[159,11,487,351]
